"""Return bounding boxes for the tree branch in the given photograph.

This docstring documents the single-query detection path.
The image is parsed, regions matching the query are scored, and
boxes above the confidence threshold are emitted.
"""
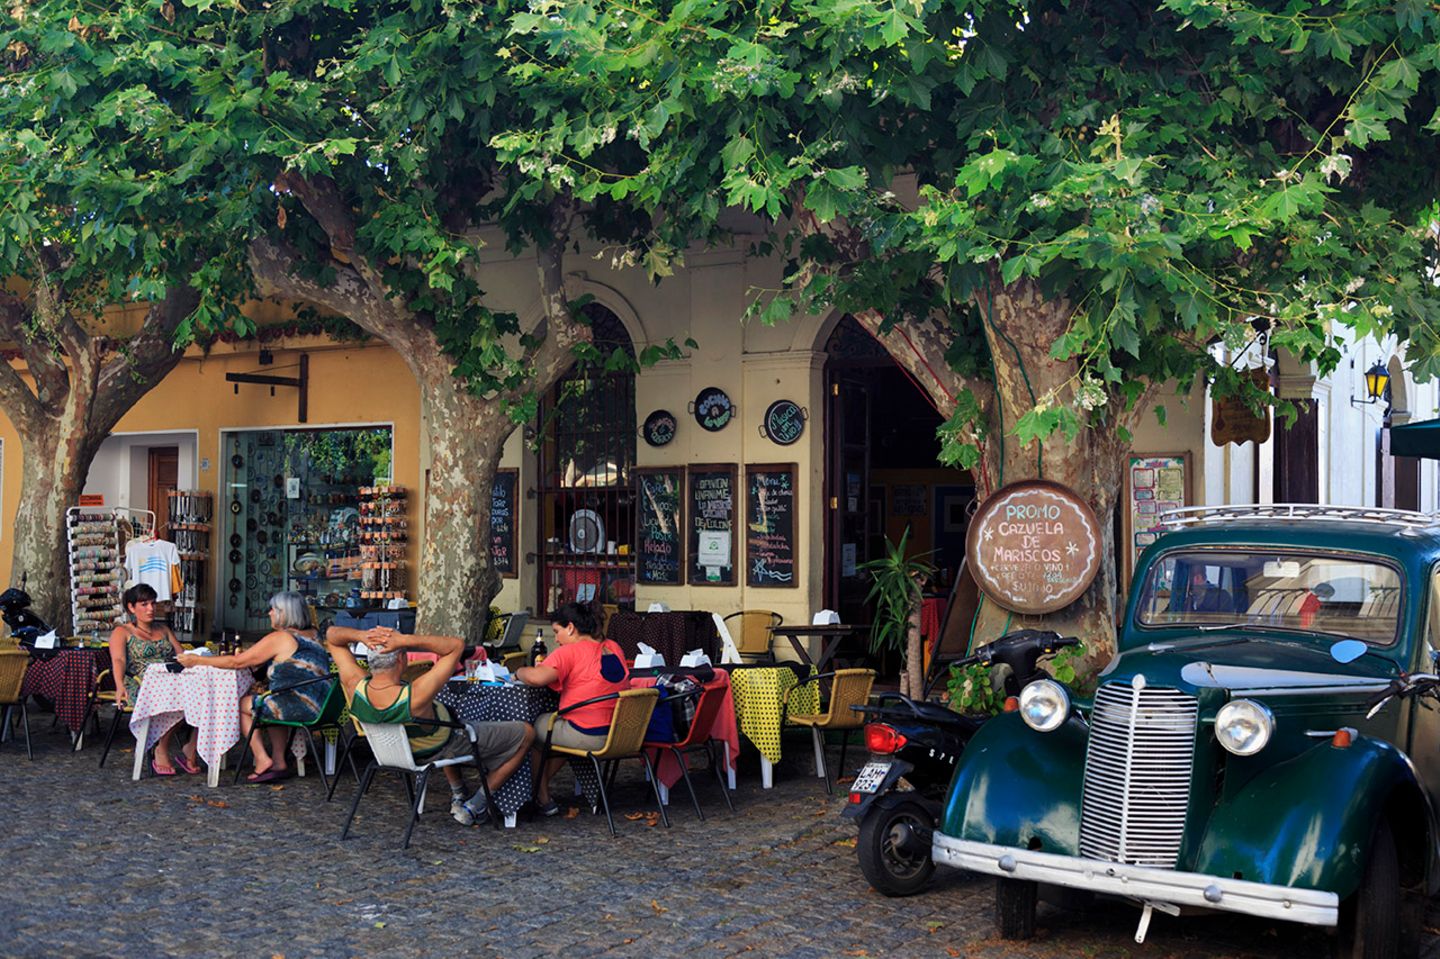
[510,208,590,406]
[0,297,44,428]
[0,289,69,411]
[93,285,199,433]
[273,170,403,312]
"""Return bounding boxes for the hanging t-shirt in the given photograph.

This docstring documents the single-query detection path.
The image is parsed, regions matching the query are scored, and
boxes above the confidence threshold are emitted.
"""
[124,538,182,601]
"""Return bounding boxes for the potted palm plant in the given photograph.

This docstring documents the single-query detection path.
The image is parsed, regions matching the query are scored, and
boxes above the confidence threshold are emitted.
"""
[859,528,934,698]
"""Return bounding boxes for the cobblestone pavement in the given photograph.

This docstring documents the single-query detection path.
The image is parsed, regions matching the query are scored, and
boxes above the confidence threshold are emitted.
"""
[2,712,1438,959]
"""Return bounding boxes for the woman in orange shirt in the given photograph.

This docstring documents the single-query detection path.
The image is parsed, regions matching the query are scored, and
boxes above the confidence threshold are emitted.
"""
[515,602,629,816]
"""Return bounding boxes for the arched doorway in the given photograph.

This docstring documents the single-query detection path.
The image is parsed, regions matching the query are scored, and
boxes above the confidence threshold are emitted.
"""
[823,317,974,648]
[535,304,637,616]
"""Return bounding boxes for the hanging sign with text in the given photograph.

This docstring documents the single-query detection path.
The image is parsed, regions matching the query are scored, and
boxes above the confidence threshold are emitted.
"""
[746,464,797,588]
[636,468,684,585]
[965,480,1101,614]
[490,469,517,578]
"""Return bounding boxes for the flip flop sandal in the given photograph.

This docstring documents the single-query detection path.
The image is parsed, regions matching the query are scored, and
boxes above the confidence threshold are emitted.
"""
[151,759,177,777]
[173,755,201,775]
[246,768,285,784]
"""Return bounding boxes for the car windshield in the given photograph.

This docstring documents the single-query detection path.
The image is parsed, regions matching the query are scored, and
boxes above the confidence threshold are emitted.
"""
[1135,550,1402,645]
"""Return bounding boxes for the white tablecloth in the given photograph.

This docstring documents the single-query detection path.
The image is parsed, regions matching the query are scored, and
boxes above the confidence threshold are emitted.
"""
[129,663,252,770]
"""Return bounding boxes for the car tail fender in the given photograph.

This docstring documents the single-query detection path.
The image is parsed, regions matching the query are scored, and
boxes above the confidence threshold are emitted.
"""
[938,711,1087,855]
[1194,736,1435,899]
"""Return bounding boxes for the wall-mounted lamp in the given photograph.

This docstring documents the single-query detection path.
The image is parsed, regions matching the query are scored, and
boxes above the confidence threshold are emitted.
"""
[1349,360,1391,409]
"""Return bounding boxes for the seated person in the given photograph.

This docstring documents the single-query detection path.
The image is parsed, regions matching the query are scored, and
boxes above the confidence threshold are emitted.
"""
[110,583,200,775]
[325,624,533,827]
[515,602,630,817]
[177,590,331,782]
[1184,568,1233,614]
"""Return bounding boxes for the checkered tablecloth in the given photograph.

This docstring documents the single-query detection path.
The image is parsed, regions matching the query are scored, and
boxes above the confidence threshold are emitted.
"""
[729,665,820,764]
[437,681,602,815]
[20,647,107,733]
[129,664,252,770]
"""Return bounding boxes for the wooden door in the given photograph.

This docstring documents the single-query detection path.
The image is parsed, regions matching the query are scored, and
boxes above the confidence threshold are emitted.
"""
[148,446,179,539]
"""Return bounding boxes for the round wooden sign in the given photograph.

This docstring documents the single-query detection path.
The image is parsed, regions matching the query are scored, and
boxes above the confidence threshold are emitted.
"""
[693,387,734,432]
[642,409,677,447]
[762,399,806,445]
[965,480,1102,614]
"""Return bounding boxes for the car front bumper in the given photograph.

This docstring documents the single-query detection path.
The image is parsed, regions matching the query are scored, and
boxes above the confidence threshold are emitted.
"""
[932,834,1339,926]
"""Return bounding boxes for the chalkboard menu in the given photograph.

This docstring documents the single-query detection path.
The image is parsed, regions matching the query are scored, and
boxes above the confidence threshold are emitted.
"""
[636,468,684,585]
[746,464,797,587]
[490,469,518,578]
[688,464,736,586]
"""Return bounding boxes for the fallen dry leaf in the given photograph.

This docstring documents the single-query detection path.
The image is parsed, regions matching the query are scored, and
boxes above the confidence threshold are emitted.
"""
[205,800,229,808]
[373,921,386,929]
[624,812,646,821]
[926,921,945,933]
[270,785,285,792]
[650,899,668,915]
[834,837,857,848]
[514,844,543,853]
[331,899,353,906]
[946,949,961,958]
[534,836,551,844]
[563,806,580,820]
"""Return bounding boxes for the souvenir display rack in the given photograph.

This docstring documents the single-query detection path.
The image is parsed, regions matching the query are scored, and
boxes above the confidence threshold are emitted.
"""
[359,485,408,602]
[66,507,126,636]
[167,490,212,637]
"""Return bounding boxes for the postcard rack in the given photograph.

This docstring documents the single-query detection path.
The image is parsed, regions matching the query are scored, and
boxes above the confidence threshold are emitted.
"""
[66,507,126,637]
[359,485,408,602]
[168,490,212,636]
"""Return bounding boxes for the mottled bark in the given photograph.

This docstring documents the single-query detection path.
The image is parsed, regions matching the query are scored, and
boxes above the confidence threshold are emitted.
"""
[903,582,923,698]
[249,191,588,642]
[0,285,196,632]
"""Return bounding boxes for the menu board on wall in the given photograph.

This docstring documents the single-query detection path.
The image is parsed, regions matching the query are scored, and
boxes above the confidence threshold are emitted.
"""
[490,469,517,578]
[746,464,797,587]
[688,464,736,586]
[1125,454,1189,582]
[636,468,684,585]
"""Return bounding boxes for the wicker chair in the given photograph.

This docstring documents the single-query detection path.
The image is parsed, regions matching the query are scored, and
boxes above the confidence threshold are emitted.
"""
[0,647,32,760]
[541,687,665,837]
[93,668,133,768]
[722,610,782,662]
[783,668,876,795]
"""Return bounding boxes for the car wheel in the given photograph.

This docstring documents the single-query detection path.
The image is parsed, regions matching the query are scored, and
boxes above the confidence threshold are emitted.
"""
[1335,820,1400,959]
[856,798,935,897]
[995,877,1038,939]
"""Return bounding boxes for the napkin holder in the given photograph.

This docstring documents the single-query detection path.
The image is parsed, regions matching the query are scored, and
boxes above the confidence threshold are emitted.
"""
[634,642,666,669]
[812,609,841,625]
[646,601,671,614]
[680,648,712,668]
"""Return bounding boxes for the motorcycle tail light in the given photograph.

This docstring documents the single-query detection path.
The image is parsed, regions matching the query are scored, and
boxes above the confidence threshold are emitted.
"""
[848,792,863,804]
[865,723,907,754]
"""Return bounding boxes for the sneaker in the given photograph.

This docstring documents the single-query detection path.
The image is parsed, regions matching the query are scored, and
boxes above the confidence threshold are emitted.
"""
[535,799,561,818]
[462,798,492,826]
[450,798,475,826]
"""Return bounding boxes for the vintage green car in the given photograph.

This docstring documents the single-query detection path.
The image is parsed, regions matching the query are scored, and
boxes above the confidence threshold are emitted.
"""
[933,505,1440,958]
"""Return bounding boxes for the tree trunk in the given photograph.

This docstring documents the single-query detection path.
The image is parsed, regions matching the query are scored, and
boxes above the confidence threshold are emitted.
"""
[11,426,93,634]
[903,583,923,698]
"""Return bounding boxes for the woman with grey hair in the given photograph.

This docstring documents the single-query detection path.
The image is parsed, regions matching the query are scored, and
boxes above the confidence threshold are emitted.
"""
[177,590,332,783]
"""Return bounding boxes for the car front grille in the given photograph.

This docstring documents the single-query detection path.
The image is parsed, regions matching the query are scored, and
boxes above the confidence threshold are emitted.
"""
[1079,681,1198,869]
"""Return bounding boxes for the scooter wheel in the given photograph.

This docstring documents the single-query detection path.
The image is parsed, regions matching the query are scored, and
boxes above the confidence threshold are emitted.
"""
[857,798,936,897]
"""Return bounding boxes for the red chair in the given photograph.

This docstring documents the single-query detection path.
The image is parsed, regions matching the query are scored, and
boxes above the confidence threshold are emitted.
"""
[644,678,735,821]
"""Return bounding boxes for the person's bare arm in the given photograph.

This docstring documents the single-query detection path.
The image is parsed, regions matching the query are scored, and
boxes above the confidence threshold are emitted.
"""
[176,631,287,670]
[369,630,462,709]
[515,664,559,687]
[324,625,369,694]
[107,628,129,706]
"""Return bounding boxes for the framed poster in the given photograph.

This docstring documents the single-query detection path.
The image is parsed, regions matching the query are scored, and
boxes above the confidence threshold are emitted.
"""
[745,463,797,588]
[635,468,684,585]
[1123,453,1191,588]
[489,469,518,578]
[688,464,736,585]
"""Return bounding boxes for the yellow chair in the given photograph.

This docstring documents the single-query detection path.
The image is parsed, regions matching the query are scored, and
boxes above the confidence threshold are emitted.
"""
[93,668,134,768]
[722,610,782,662]
[0,647,31,759]
[541,687,665,837]
[783,668,876,795]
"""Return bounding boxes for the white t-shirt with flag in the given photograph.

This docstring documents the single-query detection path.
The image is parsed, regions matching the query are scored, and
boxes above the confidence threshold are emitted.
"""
[124,539,182,601]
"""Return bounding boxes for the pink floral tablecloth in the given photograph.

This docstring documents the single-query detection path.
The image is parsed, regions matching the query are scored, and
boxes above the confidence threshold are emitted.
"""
[129,663,252,769]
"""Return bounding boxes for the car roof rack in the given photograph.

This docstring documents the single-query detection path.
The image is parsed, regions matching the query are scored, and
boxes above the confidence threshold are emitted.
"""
[1157,503,1440,530]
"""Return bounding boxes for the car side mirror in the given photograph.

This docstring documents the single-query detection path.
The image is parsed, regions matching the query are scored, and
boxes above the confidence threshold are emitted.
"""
[1330,639,1367,664]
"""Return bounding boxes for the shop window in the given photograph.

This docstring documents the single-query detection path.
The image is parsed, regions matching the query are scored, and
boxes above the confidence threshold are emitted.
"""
[219,426,393,633]
[537,305,637,616]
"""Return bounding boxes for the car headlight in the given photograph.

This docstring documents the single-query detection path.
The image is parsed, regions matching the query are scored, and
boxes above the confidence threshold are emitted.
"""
[1215,699,1274,756]
[1018,679,1070,732]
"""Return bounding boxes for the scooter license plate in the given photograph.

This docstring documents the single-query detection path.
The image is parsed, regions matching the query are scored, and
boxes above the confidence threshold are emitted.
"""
[850,760,892,794]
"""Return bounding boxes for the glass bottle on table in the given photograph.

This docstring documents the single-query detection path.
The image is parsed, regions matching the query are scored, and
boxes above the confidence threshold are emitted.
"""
[530,627,547,667]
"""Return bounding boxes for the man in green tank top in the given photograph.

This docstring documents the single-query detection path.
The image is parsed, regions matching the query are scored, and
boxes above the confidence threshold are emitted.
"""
[327,624,533,826]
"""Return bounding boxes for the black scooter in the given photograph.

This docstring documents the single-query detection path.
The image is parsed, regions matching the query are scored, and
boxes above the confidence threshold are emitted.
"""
[0,574,52,647]
[842,629,1080,896]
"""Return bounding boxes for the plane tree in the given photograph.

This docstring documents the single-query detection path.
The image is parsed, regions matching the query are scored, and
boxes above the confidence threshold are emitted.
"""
[498,0,1440,664]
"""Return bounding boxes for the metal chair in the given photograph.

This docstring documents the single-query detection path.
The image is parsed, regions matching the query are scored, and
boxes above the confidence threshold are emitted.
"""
[643,678,735,821]
[339,717,499,848]
[722,610,782,663]
[93,668,133,768]
[0,648,31,759]
[783,668,876,795]
[541,688,665,837]
[232,676,345,792]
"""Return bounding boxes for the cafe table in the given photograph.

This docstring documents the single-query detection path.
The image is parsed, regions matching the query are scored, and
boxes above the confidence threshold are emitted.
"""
[768,623,867,674]
[129,662,252,788]
[436,680,602,826]
[19,644,109,748]
[728,664,820,788]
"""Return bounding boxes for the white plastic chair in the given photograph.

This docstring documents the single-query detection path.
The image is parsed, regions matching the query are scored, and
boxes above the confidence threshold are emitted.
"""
[338,718,498,848]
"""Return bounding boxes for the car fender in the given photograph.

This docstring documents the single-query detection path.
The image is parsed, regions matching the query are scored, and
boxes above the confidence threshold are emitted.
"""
[939,711,1087,854]
[1194,737,1433,898]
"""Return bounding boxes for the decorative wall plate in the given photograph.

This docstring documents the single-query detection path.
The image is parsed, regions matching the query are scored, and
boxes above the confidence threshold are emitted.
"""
[229,533,242,548]
[231,454,244,468]
[692,387,734,432]
[642,410,677,447]
[761,399,806,445]
[230,499,242,515]
[256,530,268,545]
[249,488,261,503]
[229,549,242,564]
